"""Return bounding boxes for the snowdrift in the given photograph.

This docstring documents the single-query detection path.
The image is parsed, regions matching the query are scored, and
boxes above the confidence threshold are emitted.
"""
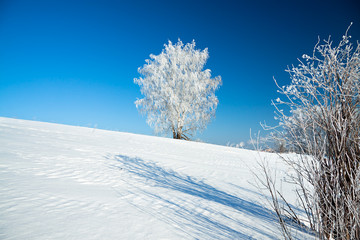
[0,117,310,239]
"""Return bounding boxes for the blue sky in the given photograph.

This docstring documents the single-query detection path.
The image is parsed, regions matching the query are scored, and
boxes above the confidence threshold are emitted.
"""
[1,0,359,145]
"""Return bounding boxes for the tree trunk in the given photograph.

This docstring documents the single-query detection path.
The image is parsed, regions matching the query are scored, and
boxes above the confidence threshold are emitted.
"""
[172,126,185,140]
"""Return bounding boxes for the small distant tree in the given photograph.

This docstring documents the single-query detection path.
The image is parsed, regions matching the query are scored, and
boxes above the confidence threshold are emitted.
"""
[134,39,222,140]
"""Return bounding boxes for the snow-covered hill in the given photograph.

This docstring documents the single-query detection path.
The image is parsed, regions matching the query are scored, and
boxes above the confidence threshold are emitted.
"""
[0,117,308,239]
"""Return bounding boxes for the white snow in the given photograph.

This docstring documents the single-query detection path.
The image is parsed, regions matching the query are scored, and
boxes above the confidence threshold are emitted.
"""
[0,117,310,239]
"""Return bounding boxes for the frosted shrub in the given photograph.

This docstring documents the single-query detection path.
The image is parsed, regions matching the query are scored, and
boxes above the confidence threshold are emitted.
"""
[264,24,360,239]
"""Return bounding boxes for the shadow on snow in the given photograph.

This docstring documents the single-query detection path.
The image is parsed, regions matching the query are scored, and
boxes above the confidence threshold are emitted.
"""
[111,155,307,239]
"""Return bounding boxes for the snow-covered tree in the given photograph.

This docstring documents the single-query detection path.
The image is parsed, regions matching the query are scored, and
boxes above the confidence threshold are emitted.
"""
[134,39,222,140]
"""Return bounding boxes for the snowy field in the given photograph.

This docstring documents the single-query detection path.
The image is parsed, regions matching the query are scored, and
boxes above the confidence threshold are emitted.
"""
[0,117,311,239]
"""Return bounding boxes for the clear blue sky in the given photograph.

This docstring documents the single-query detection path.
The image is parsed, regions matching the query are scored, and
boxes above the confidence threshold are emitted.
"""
[1,0,359,145]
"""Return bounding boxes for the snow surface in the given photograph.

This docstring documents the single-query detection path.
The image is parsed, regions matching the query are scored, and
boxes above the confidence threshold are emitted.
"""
[0,117,310,239]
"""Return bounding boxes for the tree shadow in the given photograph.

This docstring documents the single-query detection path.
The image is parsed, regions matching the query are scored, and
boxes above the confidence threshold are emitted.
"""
[110,155,308,239]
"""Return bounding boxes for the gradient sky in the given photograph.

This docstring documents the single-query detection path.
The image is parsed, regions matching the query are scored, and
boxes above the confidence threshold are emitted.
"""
[1,0,360,146]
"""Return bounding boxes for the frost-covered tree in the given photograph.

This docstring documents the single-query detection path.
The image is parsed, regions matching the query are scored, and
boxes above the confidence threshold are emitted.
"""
[134,39,222,140]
